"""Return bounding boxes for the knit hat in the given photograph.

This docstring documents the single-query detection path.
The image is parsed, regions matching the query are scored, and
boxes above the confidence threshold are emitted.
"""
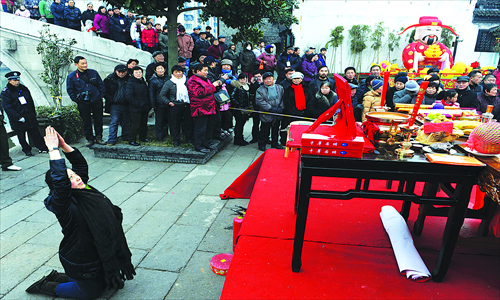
[349,83,358,90]
[221,59,232,66]
[291,72,304,79]
[395,76,408,84]
[262,72,274,80]
[204,56,219,64]
[371,80,383,90]
[405,80,420,92]
[265,45,274,52]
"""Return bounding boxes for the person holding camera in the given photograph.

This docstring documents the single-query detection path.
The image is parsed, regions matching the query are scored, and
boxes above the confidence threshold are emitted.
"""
[66,56,106,147]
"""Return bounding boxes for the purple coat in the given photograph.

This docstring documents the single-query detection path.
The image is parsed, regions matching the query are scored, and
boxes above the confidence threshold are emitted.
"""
[257,52,277,71]
[187,74,217,117]
[93,13,109,34]
[302,60,318,82]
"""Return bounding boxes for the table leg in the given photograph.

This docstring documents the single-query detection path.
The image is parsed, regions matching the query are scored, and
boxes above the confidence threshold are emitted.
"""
[400,181,415,221]
[294,158,302,215]
[413,182,439,236]
[432,182,473,282]
[292,169,312,272]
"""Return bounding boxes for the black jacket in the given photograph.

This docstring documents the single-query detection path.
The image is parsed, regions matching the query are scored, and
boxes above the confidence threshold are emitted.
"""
[126,77,151,113]
[277,52,301,79]
[239,49,258,73]
[283,84,309,117]
[44,149,102,280]
[148,74,168,108]
[231,86,251,109]
[103,73,129,105]
[159,77,188,106]
[307,90,337,119]
[456,87,478,108]
[1,83,39,131]
[109,14,130,43]
[66,69,106,104]
[146,62,167,82]
[81,9,96,26]
[307,77,336,99]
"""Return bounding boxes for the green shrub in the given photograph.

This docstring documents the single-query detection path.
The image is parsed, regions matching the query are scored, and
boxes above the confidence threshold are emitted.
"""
[36,105,84,143]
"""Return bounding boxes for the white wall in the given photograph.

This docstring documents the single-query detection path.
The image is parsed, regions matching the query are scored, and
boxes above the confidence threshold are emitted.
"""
[292,0,499,73]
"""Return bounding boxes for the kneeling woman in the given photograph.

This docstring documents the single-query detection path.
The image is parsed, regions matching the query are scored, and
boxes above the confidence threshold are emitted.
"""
[26,126,135,299]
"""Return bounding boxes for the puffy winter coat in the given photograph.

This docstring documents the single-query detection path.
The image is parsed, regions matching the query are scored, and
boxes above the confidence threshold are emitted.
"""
[93,13,109,34]
[194,38,210,54]
[15,8,30,17]
[307,77,336,99]
[50,2,66,26]
[207,45,224,59]
[222,49,238,69]
[477,92,500,120]
[39,0,53,18]
[256,52,277,72]
[277,52,301,79]
[255,84,284,123]
[393,89,418,104]
[159,77,188,106]
[301,59,317,82]
[456,87,479,108]
[141,28,157,47]
[44,149,103,280]
[178,33,194,59]
[158,31,168,53]
[231,85,252,109]
[148,74,168,108]
[66,69,105,104]
[103,73,129,105]
[126,76,151,113]
[307,90,338,119]
[362,90,382,121]
[239,49,258,73]
[24,0,40,18]
[1,83,39,131]
[109,14,130,43]
[186,74,217,117]
[64,6,82,28]
[283,84,308,117]
[81,9,96,26]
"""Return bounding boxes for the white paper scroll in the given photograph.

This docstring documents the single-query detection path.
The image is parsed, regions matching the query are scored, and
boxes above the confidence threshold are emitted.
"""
[380,205,431,282]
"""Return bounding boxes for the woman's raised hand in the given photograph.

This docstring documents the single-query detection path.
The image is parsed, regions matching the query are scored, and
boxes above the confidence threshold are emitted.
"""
[44,126,59,149]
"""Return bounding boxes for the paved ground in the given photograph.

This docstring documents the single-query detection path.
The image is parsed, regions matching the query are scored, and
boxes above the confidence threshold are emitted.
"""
[0,122,261,300]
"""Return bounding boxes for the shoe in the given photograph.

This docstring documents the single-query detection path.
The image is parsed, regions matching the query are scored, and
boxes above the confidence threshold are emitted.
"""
[222,130,230,136]
[85,140,95,147]
[107,141,116,146]
[249,139,258,144]
[258,146,267,151]
[173,141,180,147]
[129,141,140,146]
[228,128,234,133]
[140,139,151,143]
[95,136,106,145]
[39,150,48,154]
[208,144,217,150]
[24,152,34,156]
[26,275,49,293]
[26,276,58,296]
[196,148,210,153]
[45,269,69,283]
[2,165,22,171]
[234,140,249,146]
[271,143,284,149]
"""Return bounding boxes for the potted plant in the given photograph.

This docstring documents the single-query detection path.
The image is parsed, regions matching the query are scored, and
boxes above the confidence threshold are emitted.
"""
[36,105,84,143]
[36,24,77,110]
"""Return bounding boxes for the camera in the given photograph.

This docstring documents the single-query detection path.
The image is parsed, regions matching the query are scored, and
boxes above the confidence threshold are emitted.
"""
[78,91,91,102]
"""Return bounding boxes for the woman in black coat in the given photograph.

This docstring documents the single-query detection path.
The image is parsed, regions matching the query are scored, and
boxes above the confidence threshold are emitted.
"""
[126,66,151,146]
[25,126,135,298]
[231,73,252,146]
[306,81,338,119]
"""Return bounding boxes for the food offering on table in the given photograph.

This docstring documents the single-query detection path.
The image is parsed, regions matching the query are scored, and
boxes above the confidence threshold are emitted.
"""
[453,120,482,135]
[424,142,456,154]
[415,127,463,145]
[365,111,411,145]
[463,122,500,155]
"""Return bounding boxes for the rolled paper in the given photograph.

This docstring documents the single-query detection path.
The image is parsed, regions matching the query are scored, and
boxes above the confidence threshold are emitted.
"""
[379,71,391,108]
[407,81,429,128]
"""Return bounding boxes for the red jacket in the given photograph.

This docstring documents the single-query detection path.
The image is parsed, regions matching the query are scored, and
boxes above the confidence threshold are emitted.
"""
[141,28,157,47]
[187,74,217,117]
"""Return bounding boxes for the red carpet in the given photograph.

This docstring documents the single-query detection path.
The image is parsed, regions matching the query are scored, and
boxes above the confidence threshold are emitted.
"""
[221,150,500,299]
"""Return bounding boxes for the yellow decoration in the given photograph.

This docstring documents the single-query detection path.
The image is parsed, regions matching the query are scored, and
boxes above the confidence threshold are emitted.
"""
[380,60,391,71]
[440,68,456,79]
[419,68,429,78]
[423,44,444,59]
[452,61,466,74]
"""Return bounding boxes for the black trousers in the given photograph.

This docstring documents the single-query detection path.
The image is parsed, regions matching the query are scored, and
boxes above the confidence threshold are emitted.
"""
[251,112,260,141]
[220,110,232,131]
[170,103,193,143]
[212,109,221,138]
[154,106,170,140]
[193,114,214,151]
[0,123,13,168]
[77,101,103,142]
[233,110,249,143]
[19,127,48,154]
[258,120,279,149]
[129,112,148,142]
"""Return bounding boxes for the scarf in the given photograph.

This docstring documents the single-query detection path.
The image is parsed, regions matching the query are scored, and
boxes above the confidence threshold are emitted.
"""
[171,75,189,103]
[291,84,306,110]
[71,187,136,289]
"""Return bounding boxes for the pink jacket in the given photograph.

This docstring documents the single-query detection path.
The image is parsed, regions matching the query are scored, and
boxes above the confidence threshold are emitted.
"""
[257,52,277,71]
[15,9,30,18]
[93,13,109,34]
[493,69,500,86]
[178,33,194,59]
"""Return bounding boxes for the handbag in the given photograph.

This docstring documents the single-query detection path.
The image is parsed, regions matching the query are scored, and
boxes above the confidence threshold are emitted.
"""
[214,90,230,105]
[259,60,264,70]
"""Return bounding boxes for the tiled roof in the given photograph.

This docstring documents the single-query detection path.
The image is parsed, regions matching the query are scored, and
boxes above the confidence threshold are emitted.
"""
[473,0,500,23]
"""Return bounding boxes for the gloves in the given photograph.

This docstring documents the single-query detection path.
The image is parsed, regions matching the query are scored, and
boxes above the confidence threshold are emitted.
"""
[18,117,25,123]
[120,263,136,280]
[106,273,125,290]
[277,108,283,114]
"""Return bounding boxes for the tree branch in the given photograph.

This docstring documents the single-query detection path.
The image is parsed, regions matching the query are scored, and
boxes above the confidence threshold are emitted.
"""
[179,5,205,13]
